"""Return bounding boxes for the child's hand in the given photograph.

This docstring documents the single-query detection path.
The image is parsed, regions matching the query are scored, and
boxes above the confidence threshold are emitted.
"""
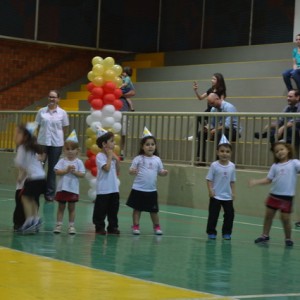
[105,148,114,158]
[208,189,215,198]
[112,152,120,161]
[193,81,198,90]
[66,165,74,173]
[248,179,256,188]
[159,169,168,176]
[129,168,138,175]
[69,165,76,173]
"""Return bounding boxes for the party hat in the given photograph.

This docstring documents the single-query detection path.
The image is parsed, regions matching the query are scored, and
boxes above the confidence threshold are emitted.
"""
[219,134,230,145]
[142,126,153,138]
[66,130,78,143]
[26,122,38,136]
[96,127,108,138]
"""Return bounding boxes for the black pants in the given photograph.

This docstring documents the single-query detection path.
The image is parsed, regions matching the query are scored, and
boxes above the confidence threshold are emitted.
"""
[206,197,234,235]
[269,127,300,145]
[197,128,239,161]
[93,193,119,231]
[13,190,25,230]
[44,146,63,198]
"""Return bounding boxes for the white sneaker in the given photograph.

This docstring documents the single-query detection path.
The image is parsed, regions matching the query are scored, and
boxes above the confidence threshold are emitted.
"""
[68,226,76,235]
[154,225,163,235]
[132,225,140,235]
[53,224,62,234]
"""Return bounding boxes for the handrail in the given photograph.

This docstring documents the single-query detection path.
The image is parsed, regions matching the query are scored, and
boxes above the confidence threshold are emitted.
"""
[0,53,75,93]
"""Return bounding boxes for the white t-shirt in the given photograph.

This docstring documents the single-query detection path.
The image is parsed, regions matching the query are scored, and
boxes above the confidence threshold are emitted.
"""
[54,158,85,194]
[14,145,46,180]
[267,159,300,196]
[206,161,236,200]
[96,153,119,195]
[35,106,69,147]
[131,155,164,192]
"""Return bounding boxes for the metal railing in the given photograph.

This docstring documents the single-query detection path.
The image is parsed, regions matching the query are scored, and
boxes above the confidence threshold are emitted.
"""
[0,111,299,169]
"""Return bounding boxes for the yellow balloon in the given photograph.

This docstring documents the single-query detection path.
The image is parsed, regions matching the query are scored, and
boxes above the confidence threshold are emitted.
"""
[114,134,121,145]
[92,56,103,66]
[93,64,104,76]
[112,64,123,76]
[114,145,121,156]
[86,127,95,137]
[92,76,104,86]
[85,138,93,149]
[113,76,123,88]
[103,57,115,69]
[87,71,95,82]
[104,127,112,132]
[91,144,100,154]
[103,69,116,81]
[91,135,97,143]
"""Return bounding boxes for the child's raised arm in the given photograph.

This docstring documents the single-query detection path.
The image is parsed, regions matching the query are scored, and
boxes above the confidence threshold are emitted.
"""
[248,177,272,187]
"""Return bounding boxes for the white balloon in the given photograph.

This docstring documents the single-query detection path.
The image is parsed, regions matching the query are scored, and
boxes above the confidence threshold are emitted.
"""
[112,122,122,133]
[102,117,115,127]
[85,171,94,180]
[90,110,102,122]
[113,111,122,122]
[88,188,96,201]
[91,121,102,132]
[86,115,93,126]
[89,178,97,188]
[102,104,115,116]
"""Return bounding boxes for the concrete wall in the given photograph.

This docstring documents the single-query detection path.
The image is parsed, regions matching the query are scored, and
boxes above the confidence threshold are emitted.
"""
[2,153,300,220]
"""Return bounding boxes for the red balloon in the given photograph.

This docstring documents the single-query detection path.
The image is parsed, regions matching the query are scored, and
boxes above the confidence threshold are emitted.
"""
[85,159,92,170]
[103,81,116,93]
[86,149,94,158]
[90,155,96,167]
[91,98,104,110]
[91,166,98,177]
[88,94,95,103]
[114,99,123,110]
[87,82,96,92]
[114,88,122,99]
[92,87,104,98]
[103,93,116,105]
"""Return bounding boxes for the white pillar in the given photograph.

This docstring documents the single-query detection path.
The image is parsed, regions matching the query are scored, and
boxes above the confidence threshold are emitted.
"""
[293,0,300,37]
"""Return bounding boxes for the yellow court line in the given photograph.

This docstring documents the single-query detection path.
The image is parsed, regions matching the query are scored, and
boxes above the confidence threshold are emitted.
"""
[0,247,234,300]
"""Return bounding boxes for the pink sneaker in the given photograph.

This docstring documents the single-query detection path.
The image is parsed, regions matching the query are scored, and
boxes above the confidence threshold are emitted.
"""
[132,225,140,235]
[154,225,163,235]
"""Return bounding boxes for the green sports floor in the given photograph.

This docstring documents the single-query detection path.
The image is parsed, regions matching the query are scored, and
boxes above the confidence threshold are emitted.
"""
[0,183,300,300]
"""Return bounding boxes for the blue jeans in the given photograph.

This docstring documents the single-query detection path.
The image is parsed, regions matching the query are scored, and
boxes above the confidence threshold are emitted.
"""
[44,146,62,198]
[282,68,300,91]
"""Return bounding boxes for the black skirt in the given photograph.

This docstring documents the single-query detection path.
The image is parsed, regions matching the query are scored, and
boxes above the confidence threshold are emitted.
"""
[127,189,159,213]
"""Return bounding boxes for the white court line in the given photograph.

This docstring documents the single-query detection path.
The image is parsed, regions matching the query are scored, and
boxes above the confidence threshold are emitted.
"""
[232,293,300,299]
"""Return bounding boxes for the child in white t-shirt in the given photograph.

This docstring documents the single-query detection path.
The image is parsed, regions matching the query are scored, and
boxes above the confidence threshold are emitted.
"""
[53,132,85,235]
[206,137,236,240]
[127,128,168,235]
[249,141,300,247]
[93,130,120,235]
[14,123,46,233]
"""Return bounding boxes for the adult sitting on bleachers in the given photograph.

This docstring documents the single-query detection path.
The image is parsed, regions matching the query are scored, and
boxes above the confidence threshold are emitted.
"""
[197,93,240,162]
[254,89,300,145]
[282,34,300,91]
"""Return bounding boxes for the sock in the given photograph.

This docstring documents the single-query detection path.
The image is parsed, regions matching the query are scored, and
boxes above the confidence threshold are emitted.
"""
[69,222,74,227]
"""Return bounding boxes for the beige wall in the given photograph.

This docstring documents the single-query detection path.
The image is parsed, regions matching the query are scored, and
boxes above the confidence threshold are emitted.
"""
[2,153,300,220]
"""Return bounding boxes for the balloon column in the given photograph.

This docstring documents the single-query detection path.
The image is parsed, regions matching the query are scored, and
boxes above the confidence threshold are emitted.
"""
[84,56,123,200]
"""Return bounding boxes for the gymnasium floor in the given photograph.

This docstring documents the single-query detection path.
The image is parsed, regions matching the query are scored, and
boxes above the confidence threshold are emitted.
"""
[0,183,299,300]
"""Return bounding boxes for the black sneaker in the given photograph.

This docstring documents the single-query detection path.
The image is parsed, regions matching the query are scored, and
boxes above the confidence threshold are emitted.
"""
[285,239,294,247]
[295,222,300,227]
[254,235,270,243]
